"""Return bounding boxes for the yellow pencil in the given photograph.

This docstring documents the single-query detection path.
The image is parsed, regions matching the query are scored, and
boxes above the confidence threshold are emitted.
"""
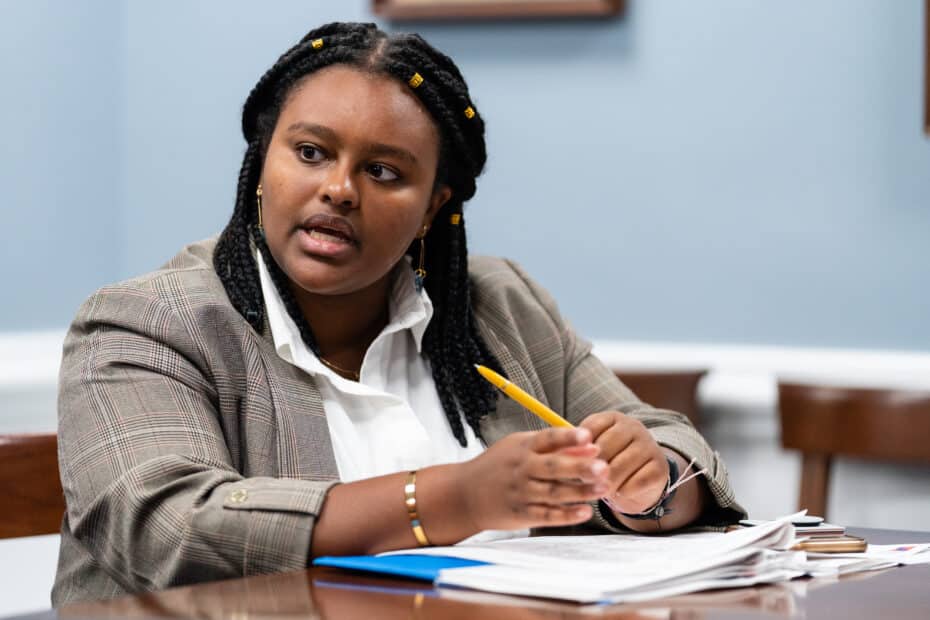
[473,364,574,428]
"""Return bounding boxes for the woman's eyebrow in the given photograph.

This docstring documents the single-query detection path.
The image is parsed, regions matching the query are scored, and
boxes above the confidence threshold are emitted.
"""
[364,143,418,166]
[286,121,337,142]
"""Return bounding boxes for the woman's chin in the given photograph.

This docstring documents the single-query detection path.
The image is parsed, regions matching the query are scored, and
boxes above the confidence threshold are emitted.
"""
[286,265,387,300]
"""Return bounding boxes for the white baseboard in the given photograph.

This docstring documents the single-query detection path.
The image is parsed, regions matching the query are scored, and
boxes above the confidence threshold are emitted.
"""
[594,339,930,392]
[0,329,65,389]
[0,534,58,617]
[594,340,930,436]
[0,329,64,433]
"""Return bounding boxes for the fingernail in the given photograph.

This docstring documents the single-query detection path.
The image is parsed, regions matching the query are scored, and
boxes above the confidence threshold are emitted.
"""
[575,506,590,518]
[575,429,591,443]
[593,483,608,494]
[590,461,607,476]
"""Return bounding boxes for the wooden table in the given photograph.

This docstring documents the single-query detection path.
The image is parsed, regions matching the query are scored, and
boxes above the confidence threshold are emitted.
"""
[15,527,930,620]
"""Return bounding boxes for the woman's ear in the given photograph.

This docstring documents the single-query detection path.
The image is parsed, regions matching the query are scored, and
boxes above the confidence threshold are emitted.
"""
[423,185,453,229]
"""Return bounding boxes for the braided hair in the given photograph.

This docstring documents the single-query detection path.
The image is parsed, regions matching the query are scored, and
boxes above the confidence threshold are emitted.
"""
[214,22,503,446]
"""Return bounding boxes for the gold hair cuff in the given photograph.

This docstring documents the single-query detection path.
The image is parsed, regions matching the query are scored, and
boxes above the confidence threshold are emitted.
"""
[450,213,461,225]
[404,470,432,547]
[464,106,475,119]
[408,72,424,88]
[311,38,324,50]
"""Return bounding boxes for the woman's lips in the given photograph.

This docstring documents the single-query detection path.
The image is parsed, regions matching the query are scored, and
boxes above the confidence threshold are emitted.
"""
[297,228,357,259]
[301,213,357,242]
[297,214,358,259]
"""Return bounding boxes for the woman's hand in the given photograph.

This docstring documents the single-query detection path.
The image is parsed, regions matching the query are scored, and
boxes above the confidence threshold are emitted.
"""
[455,427,610,531]
[579,412,669,516]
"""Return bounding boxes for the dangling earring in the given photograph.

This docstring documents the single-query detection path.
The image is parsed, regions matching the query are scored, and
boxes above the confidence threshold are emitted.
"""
[414,225,428,293]
[256,184,265,239]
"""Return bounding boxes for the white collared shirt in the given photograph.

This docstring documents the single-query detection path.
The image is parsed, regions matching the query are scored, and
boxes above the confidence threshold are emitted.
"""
[256,253,486,483]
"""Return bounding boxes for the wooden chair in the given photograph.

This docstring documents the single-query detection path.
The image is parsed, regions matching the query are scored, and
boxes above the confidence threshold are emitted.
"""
[614,370,707,428]
[778,382,930,519]
[0,433,66,538]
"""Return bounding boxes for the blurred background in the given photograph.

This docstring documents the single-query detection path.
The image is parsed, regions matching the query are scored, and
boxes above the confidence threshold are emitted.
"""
[1,1,928,614]
[3,0,929,344]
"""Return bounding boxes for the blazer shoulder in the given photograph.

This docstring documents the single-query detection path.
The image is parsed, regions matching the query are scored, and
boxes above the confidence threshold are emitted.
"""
[468,255,536,295]
[468,255,558,316]
[160,235,220,273]
[467,255,566,342]
[72,235,239,332]
[468,255,519,285]
[100,235,223,295]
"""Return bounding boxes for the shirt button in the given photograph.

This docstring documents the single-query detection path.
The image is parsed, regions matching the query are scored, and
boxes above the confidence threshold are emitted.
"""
[228,489,248,504]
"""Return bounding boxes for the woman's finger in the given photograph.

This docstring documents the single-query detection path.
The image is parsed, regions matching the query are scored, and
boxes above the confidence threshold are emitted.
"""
[578,412,616,439]
[611,458,669,513]
[524,478,608,504]
[530,427,592,454]
[558,443,600,458]
[604,440,653,493]
[526,452,607,483]
[521,502,594,526]
[593,425,636,462]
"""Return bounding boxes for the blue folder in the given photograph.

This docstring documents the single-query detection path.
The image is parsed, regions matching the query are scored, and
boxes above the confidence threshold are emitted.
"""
[313,554,489,582]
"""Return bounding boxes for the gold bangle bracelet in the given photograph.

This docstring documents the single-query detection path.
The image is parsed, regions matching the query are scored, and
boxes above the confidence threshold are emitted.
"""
[404,470,432,547]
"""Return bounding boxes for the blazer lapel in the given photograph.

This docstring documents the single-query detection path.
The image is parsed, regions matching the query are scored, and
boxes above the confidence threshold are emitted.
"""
[474,316,549,444]
[254,331,340,482]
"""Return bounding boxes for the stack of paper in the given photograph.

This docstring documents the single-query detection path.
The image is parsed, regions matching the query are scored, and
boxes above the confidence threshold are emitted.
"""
[382,518,804,604]
[316,514,930,604]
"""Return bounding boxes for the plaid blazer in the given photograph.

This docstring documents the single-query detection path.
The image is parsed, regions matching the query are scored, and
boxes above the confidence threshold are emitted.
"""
[53,237,744,605]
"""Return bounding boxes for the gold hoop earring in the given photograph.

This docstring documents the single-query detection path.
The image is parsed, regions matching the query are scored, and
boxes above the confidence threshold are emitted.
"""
[414,225,428,292]
[256,184,264,230]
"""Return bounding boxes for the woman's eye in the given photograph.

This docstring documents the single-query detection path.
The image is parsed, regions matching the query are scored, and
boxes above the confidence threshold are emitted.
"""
[297,144,324,162]
[368,163,399,182]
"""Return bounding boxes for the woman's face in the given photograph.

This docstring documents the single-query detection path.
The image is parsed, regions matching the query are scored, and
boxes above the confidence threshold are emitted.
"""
[259,65,451,299]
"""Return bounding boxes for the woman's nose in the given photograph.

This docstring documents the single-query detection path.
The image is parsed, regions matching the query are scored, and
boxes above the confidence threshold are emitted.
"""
[321,163,359,209]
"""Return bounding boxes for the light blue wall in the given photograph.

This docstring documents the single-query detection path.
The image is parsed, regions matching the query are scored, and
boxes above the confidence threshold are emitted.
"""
[3,0,929,350]
[1,1,124,328]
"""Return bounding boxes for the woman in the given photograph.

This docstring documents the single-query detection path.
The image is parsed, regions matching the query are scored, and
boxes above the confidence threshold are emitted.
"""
[53,22,744,605]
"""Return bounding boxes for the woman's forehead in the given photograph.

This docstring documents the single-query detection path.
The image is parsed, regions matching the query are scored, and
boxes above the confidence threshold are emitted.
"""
[277,65,440,153]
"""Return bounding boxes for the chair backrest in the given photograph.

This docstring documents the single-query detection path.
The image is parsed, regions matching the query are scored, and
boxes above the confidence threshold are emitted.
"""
[0,433,65,539]
[614,370,707,428]
[777,382,930,519]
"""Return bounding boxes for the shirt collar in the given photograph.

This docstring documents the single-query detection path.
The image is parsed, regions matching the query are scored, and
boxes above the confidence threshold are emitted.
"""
[255,252,434,371]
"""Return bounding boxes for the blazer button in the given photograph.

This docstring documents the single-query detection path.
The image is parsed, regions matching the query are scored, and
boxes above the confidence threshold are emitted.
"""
[228,489,248,504]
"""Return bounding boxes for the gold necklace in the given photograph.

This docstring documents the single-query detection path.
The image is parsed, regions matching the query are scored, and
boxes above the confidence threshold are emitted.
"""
[318,355,361,381]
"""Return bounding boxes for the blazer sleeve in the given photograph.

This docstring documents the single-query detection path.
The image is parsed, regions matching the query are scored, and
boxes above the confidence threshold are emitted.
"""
[502,259,747,529]
[57,283,337,593]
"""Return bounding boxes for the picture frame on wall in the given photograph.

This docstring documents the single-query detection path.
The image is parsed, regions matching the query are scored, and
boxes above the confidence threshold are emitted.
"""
[372,0,624,21]
[924,0,929,134]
